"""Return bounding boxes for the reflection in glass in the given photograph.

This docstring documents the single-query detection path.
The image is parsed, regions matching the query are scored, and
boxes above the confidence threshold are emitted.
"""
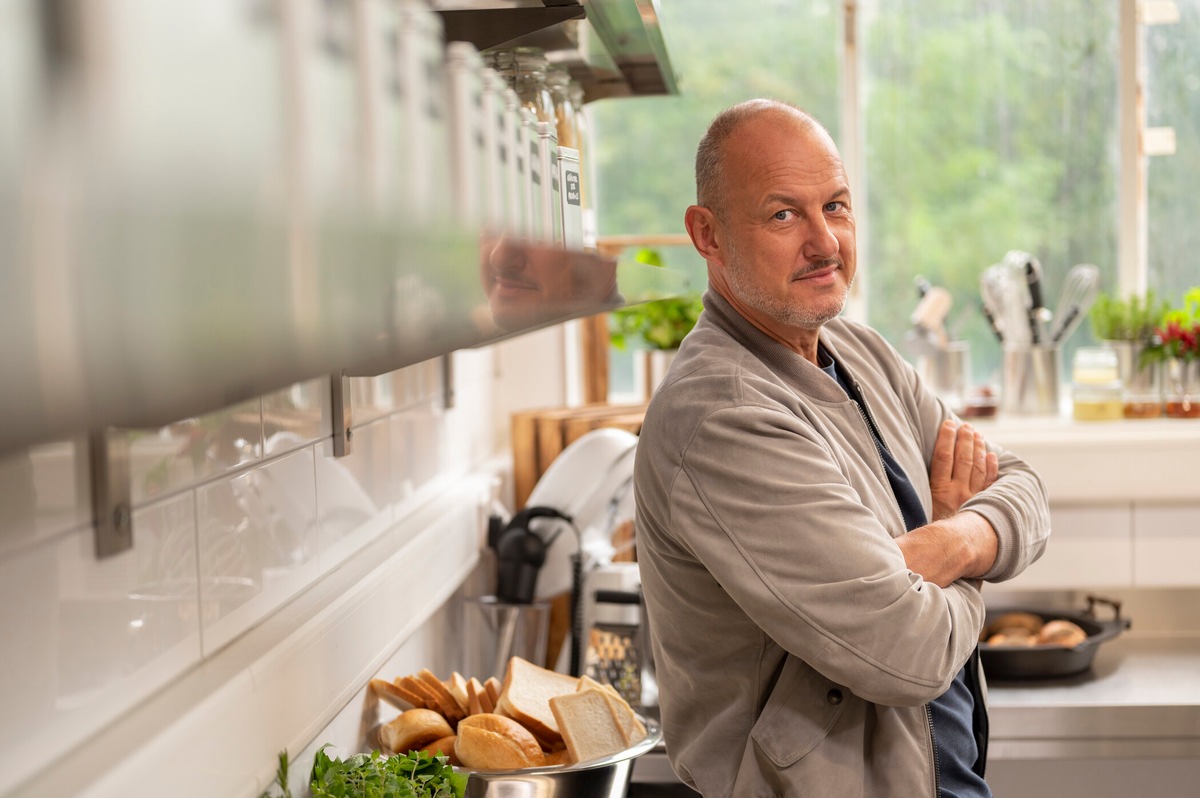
[478,236,620,332]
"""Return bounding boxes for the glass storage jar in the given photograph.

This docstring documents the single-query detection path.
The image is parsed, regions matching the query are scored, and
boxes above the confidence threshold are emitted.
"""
[1164,357,1200,418]
[1071,346,1123,421]
[487,47,555,127]
[545,66,578,149]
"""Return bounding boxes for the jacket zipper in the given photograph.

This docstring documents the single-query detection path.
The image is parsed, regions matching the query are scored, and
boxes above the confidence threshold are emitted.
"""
[925,702,941,798]
[847,380,904,528]
[855,374,941,795]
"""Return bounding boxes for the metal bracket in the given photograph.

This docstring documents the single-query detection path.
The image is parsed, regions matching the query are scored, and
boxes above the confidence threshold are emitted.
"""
[442,353,456,410]
[90,428,132,559]
[331,369,353,457]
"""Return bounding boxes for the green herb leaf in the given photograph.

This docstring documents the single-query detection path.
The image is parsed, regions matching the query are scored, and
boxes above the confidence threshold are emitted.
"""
[309,746,466,798]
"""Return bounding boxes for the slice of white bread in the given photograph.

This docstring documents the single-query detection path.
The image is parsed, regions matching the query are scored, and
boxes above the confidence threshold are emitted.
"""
[370,678,420,711]
[445,672,470,712]
[549,688,629,764]
[576,677,646,745]
[495,656,580,745]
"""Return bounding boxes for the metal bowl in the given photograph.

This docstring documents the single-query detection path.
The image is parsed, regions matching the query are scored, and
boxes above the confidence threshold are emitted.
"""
[459,717,663,798]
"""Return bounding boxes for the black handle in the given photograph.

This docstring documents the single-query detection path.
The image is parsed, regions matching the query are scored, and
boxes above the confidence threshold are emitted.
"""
[594,589,641,605]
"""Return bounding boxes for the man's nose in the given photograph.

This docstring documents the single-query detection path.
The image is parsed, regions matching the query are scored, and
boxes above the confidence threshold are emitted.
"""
[802,215,840,261]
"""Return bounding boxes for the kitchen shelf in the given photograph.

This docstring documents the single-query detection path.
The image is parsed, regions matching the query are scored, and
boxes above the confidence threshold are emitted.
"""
[0,187,690,457]
[432,0,679,101]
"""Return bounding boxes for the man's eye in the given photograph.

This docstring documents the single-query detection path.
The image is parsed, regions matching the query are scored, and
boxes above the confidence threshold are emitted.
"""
[824,201,845,213]
[773,210,793,221]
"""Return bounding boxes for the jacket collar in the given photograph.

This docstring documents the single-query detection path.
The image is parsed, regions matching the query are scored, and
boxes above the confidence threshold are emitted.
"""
[699,289,854,405]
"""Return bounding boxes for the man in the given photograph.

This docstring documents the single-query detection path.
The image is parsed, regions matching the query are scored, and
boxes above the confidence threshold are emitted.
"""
[633,99,1050,797]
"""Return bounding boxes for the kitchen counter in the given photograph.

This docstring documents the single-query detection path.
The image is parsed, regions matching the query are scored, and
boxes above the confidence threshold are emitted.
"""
[632,635,1200,786]
[988,635,1200,759]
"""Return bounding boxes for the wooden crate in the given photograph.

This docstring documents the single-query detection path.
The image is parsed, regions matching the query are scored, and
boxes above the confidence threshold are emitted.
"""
[510,403,646,508]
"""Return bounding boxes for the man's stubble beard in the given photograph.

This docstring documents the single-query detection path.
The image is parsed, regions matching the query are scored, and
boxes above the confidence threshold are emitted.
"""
[723,233,852,329]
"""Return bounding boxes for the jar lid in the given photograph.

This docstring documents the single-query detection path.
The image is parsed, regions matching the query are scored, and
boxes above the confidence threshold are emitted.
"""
[488,46,549,76]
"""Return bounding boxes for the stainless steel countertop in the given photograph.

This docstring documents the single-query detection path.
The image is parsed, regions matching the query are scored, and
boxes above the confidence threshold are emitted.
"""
[634,635,1200,782]
[987,635,1200,759]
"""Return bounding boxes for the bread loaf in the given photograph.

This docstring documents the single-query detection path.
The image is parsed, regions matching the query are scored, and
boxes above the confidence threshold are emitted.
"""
[454,713,544,770]
[380,708,454,755]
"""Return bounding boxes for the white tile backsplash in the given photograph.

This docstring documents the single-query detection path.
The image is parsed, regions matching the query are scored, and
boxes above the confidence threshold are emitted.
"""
[196,449,319,655]
[0,438,91,555]
[263,376,330,454]
[316,418,393,572]
[0,342,518,798]
[128,398,264,504]
[0,491,202,790]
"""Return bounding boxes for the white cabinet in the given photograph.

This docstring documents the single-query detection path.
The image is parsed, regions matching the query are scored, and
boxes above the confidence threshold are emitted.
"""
[1133,502,1200,587]
[994,504,1133,590]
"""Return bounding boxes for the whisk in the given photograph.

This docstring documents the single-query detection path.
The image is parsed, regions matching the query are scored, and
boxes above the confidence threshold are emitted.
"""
[1050,263,1101,344]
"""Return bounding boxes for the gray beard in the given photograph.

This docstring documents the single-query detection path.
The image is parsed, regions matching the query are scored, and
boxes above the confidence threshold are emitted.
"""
[725,240,850,329]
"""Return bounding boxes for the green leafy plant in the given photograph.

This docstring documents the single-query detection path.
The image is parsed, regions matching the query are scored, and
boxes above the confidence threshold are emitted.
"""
[1142,286,1200,365]
[610,293,703,351]
[1088,290,1170,342]
[308,746,467,798]
[260,750,293,798]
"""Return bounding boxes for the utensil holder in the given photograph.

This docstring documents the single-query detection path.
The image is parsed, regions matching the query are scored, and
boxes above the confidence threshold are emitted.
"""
[917,341,970,413]
[465,596,550,681]
[1001,345,1061,416]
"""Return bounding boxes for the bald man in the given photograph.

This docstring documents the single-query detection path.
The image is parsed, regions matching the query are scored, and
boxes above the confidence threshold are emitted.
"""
[633,100,1050,797]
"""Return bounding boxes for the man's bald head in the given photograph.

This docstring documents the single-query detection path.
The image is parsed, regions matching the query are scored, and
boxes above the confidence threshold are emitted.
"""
[694,99,830,221]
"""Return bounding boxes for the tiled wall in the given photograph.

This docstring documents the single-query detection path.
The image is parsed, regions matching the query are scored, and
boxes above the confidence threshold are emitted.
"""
[0,343,506,797]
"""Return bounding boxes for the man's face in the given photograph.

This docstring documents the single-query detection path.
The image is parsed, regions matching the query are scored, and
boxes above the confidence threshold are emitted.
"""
[481,236,576,330]
[710,113,857,334]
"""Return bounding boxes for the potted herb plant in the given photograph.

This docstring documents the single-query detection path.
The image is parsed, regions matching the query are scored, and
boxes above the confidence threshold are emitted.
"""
[1088,289,1171,417]
[610,291,703,399]
[1142,286,1200,418]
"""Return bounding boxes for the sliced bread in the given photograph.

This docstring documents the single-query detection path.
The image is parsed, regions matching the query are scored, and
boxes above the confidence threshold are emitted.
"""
[494,656,579,744]
[549,688,629,764]
[576,677,646,745]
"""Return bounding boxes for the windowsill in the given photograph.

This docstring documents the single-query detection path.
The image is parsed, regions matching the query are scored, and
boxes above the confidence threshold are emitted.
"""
[972,415,1200,503]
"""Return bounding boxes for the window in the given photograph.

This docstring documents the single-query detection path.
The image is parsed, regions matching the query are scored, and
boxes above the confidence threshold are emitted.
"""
[590,1,1179,396]
[1145,0,1200,301]
[860,0,1119,386]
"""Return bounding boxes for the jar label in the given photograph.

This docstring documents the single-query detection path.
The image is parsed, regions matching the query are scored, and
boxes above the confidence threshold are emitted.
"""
[564,170,581,206]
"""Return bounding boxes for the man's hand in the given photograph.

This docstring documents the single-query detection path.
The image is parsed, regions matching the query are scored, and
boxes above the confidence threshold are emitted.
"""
[896,421,1000,587]
[929,420,997,521]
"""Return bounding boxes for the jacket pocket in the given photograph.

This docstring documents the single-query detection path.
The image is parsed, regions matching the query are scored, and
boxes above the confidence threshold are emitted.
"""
[750,656,847,768]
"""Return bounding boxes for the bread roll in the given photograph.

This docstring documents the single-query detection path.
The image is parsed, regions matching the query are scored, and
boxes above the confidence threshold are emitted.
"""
[1036,619,1088,647]
[454,713,545,770]
[420,735,460,765]
[380,708,454,755]
[989,611,1044,636]
[986,629,1037,646]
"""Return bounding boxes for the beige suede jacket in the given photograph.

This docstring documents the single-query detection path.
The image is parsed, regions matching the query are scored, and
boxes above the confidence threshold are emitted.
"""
[634,291,1050,797]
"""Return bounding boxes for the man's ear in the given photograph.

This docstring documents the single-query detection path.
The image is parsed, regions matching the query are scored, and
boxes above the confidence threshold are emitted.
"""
[685,205,724,266]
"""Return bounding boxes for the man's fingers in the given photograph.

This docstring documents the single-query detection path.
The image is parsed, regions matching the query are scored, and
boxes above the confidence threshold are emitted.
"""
[930,419,958,483]
[985,451,999,487]
[969,431,988,491]
[953,422,975,479]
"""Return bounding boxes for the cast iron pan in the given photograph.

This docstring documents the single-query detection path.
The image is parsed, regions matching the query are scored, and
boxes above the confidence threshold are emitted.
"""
[979,595,1131,681]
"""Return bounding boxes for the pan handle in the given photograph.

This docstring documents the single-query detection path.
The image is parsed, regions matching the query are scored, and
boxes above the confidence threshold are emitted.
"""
[1085,594,1122,622]
[1085,594,1132,638]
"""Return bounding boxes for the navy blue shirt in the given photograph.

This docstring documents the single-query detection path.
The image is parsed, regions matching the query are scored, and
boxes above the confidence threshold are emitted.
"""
[820,350,990,798]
